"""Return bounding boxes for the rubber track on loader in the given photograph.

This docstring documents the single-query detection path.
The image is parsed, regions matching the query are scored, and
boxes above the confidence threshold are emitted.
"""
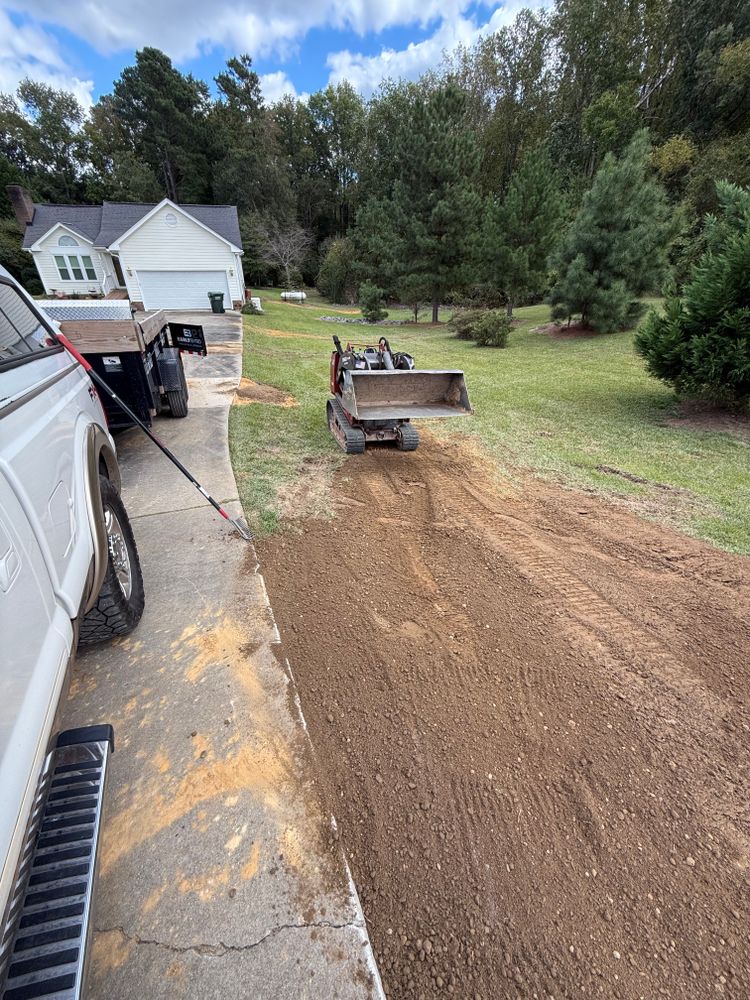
[328,398,366,454]
[397,424,419,451]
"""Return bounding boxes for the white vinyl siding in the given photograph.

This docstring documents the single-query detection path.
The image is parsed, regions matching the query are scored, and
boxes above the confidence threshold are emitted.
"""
[235,253,245,296]
[137,270,231,311]
[0,282,54,361]
[117,204,242,305]
[32,231,106,296]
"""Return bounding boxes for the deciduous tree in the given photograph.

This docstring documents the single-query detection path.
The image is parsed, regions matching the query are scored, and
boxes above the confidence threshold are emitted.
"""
[0,81,86,202]
[308,83,365,235]
[316,238,356,303]
[259,222,314,288]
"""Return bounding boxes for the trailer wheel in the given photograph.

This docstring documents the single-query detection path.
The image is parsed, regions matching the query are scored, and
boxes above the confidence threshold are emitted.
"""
[164,351,189,417]
[79,476,145,645]
[166,388,189,418]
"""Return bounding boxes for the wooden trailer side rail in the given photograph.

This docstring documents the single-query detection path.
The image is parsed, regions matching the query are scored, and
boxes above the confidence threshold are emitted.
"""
[58,309,167,354]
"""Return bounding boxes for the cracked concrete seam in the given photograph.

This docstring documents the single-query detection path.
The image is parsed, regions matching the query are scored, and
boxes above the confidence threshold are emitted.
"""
[94,919,364,957]
[129,498,240,521]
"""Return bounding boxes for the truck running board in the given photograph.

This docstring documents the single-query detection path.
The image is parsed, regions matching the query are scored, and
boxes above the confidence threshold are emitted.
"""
[0,726,114,1000]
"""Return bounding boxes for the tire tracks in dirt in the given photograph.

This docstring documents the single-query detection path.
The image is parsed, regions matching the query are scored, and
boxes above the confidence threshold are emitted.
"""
[260,437,750,1000]
[416,451,750,872]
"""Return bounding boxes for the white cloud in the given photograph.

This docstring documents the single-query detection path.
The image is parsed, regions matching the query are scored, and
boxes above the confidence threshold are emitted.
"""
[326,1,535,95]
[7,0,470,63]
[0,9,93,106]
[260,71,299,103]
[0,0,542,110]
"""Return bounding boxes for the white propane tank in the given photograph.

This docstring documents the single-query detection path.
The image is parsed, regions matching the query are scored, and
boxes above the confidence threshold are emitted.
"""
[280,290,307,302]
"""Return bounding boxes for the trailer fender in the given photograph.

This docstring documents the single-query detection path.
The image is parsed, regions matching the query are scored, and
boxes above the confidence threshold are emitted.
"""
[155,347,186,393]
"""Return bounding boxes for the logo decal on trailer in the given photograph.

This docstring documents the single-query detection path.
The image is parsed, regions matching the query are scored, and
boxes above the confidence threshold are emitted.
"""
[168,323,207,357]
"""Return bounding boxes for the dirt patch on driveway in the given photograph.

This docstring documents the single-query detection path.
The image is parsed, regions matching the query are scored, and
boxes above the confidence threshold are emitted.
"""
[258,437,750,1000]
[234,376,298,407]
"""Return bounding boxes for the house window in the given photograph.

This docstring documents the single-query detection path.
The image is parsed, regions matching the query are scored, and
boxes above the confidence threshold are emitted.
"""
[58,235,78,247]
[164,212,177,227]
[54,255,71,280]
[54,253,97,282]
[0,281,57,368]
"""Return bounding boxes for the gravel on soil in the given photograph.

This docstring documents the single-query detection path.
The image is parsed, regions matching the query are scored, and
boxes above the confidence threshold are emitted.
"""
[258,436,750,1000]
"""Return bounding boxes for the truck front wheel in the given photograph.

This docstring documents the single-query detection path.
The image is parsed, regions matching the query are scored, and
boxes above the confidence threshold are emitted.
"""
[79,476,145,645]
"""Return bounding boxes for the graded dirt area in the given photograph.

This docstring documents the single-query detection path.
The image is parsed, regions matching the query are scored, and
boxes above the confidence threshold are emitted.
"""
[234,376,298,406]
[258,437,750,1000]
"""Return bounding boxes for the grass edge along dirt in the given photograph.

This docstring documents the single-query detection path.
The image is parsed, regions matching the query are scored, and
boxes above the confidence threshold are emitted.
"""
[229,289,750,553]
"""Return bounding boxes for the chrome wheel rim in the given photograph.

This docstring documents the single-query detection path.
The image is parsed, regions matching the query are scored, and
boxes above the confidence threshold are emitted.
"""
[105,507,132,599]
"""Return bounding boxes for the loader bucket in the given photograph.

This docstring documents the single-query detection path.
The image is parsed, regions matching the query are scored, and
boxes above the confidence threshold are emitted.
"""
[339,369,472,422]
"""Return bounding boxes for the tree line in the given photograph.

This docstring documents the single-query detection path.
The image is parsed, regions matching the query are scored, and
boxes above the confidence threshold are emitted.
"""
[1,0,748,400]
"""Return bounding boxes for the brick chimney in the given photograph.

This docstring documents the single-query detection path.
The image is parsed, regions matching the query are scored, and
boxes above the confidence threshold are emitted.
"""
[6,185,35,228]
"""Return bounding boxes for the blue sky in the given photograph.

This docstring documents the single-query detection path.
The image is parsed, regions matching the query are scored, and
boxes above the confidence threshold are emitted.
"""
[0,0,532,107]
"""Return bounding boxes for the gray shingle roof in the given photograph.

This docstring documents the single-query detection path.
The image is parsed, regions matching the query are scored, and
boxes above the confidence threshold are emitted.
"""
[178,204,242,249]
[95,202,152,247]
[22,205,102,247]
[22,201,242,250]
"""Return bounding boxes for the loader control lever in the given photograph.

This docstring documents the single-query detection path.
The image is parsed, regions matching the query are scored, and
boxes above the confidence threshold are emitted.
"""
[378,337,395,370]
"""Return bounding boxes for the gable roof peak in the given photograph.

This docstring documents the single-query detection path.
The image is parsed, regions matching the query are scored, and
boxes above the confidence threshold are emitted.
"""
[21,199,242,251]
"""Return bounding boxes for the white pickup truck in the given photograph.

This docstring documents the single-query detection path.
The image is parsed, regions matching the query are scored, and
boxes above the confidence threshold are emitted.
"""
[0,266,144,998]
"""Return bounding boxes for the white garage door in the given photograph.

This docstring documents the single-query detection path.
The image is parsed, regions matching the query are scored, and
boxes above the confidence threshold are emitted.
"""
[137,270,231,310]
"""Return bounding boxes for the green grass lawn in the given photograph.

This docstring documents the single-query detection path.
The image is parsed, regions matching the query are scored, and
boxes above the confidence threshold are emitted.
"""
[229,288,750,553]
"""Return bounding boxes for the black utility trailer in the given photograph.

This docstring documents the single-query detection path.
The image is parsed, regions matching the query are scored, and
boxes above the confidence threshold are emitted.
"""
[54,308,207,430]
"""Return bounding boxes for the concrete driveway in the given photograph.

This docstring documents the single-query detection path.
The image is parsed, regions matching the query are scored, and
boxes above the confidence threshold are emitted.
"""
[62,310,382,998]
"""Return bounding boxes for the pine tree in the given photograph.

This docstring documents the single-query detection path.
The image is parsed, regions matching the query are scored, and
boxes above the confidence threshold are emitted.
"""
[549,131,674,333]
[397,85,481,322]
[111,48,211,202]
[482,147,562,318]
[635,182,750,407]
[397,274,432,322]
[210,55,293,218]
[353,84,481,322]
[349,196,402,296]
[358,281,388,322]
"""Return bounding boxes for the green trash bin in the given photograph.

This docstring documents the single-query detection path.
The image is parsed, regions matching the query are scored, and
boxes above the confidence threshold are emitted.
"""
[208,291,225,314]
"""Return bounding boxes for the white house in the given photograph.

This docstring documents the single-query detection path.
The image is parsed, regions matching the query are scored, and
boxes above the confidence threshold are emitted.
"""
[8,187,245,311]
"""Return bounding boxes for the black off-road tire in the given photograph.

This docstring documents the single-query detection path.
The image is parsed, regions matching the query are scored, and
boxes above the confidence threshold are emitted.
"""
[166,353,189,417]
[79,476,145,645]
[166,387,188,417]
[397,424,419,451]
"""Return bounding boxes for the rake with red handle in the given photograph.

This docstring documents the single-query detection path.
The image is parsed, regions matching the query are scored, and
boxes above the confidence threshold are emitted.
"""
[56,332,253,542]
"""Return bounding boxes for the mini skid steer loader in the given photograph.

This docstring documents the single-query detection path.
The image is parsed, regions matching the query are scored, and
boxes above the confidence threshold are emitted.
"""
[327,335,471,453]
